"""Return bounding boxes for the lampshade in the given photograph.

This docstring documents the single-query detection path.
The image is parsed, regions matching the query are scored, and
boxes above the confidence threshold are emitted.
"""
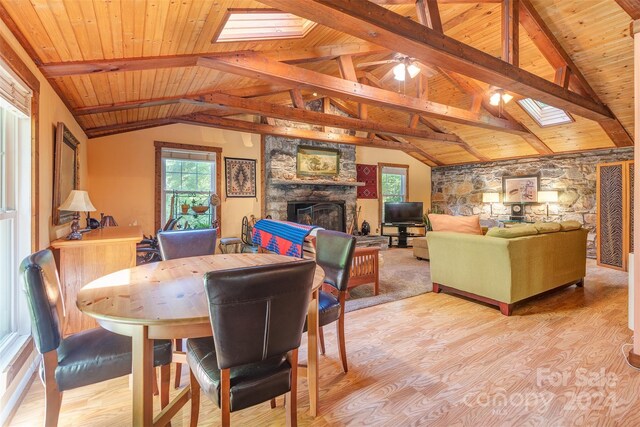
[537,190,558,203]
[59,190,96,212]
[482,192,500,203]
[392,63,406,81]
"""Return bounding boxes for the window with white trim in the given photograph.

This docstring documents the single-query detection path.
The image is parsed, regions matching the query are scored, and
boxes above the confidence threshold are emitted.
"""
[380,165,408,222]
[0,60,32,360]
[161,147,218,230]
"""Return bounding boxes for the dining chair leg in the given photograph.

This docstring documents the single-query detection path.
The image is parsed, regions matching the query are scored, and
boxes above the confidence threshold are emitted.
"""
[174,339,183,389]
[160,364,170,409]
[285,349,298,427]
[43,351,62,427]
[189,369,200,427]
[221,368,231,427]
[270,398,277,408]
[152,368,159,396]
[318,326,325,355]
[337,293,348,373]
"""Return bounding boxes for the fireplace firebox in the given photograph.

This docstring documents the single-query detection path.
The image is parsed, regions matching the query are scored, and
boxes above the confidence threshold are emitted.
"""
[287,201,346,232]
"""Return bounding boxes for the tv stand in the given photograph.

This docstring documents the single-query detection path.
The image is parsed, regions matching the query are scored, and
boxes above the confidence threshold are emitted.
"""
[381,223,426,248]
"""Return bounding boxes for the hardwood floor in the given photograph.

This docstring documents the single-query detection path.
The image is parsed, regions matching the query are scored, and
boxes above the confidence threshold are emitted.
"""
[10,260,640,426]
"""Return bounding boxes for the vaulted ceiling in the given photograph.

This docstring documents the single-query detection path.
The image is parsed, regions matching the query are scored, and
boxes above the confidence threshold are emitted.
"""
[0,0,636,166]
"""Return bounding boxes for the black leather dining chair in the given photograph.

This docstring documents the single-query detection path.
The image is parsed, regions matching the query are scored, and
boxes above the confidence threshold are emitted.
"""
[157,228,218,261]
[305,230,356,373]
[157,227,218,388]
[187,260,316,427]
[20,249,173,427]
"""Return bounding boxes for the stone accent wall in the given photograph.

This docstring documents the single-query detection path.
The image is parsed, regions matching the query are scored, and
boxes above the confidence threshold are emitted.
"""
[430,148,634,258]
[264,99,358,229]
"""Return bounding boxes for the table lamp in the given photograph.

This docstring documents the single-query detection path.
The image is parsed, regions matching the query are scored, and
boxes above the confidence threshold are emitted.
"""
[59,190,96,240]
[482,192,500,217]
[537,190,558,219]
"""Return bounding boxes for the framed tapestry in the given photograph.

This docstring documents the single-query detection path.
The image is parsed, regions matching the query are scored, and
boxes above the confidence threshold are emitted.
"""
[225,157,256,198]
[53,122,80,225]
[356,164,378,199]
[297,146,340,177]
[502,174,539,204]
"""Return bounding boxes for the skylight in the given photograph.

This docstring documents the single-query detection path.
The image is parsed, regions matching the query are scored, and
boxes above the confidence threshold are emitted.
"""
[517,98,574,127]
[214,9,318,43]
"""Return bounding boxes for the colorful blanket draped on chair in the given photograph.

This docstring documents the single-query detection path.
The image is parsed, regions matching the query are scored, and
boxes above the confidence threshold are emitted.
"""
[252,219,318,258]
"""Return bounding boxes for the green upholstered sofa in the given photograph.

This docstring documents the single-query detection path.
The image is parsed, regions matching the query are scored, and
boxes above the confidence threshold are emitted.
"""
[427,228,588,315]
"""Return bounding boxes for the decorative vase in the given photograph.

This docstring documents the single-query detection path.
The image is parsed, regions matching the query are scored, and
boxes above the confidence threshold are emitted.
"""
[361,220,370,236]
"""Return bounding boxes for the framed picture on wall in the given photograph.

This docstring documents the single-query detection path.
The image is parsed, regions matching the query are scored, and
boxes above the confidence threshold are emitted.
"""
[225,157,256,198]
[297,146,340,177]
[502,174,540,204]
[52,122,80,225]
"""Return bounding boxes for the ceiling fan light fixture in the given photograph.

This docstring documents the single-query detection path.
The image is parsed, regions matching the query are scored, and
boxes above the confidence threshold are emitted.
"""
[407,63,421,79]
[502,92,513,104]
[393,63,406,81]
[489,92,501,106]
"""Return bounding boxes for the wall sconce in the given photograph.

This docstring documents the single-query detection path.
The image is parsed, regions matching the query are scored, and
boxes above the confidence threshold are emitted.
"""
[537,190,558,219]
[482,192,500,217]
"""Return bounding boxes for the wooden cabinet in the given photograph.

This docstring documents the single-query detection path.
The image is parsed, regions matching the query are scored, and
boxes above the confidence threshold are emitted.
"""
[50,226,142,336]
[596,161,634,271]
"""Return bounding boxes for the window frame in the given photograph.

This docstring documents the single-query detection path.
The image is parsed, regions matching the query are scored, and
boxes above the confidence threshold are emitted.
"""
[378,163,409,223]
[154,141,222,235]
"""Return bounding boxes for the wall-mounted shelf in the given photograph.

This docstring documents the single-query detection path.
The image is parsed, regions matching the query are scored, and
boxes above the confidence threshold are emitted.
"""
[271,178,365,187]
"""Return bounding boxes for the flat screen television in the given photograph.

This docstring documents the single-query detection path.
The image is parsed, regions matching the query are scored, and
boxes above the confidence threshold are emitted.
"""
[384,202,424,224]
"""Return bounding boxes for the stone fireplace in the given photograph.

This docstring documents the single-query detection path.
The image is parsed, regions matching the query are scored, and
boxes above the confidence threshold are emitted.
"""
[287,201,346,232]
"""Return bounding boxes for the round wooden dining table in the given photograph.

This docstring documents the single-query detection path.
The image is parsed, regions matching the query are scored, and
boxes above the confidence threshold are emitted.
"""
[77,253,325,426]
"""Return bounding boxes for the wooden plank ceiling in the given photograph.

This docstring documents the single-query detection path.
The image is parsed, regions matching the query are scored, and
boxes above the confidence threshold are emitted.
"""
[0,0,635,166]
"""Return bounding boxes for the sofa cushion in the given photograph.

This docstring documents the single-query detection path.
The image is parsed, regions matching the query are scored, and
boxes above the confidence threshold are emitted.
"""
[486,225,538,238]
[428,214,482,235]
[534,222,562,234]
[560,220,582,231]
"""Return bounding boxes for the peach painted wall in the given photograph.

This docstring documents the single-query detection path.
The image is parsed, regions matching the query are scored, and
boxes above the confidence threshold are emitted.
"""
[87,124,262,237]
[0,19,88,249]
[356,148,432,232]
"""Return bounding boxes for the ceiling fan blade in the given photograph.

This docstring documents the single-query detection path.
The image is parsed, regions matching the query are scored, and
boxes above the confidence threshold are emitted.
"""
[356,59,396,69]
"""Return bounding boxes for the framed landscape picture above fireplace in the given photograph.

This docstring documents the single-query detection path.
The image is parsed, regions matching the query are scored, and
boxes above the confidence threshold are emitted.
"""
[297,146,340,177]
[502,174,539,204]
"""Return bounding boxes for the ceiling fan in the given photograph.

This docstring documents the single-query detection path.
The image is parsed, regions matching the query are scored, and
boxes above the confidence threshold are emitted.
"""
[356,54,436,82]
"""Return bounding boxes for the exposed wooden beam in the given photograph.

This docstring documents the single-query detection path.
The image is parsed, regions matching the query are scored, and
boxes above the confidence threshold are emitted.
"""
[615,0,640,20]
[554,66,570,90]
[371,0,500,3]
[40,42,388,78]
[197,92,463,144]
[85,118,175,138]
[337,55,358,82]
[289,89,306,109]
[415,0,443,33]
[179,114,416,152]
[197,52,529,134]
[519,0,633,147]
[365,70,488,161]
[441,71,553,155]
[501,0,519,67]
[259,0,613,121]
[74,84,290,116]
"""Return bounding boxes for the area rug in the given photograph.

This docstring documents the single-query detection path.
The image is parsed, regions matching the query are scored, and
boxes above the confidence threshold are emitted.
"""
[345,248,432,313]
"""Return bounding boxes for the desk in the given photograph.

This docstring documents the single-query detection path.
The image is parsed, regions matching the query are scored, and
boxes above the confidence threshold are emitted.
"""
[77,253,325,426]
[50,226,142,336]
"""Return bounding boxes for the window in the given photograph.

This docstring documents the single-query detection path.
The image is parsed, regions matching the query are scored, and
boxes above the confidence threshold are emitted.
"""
[517,98,574,127]
[0,66,32,358]
[156,142,221,232]
[213,9,317,43]
[379,164,408,222]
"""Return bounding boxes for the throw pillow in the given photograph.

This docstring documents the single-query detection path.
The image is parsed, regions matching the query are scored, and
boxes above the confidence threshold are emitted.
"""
[486,225,538,238]
[533,221,562,234]
[560,220,582,231]
[428,214,483,235]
